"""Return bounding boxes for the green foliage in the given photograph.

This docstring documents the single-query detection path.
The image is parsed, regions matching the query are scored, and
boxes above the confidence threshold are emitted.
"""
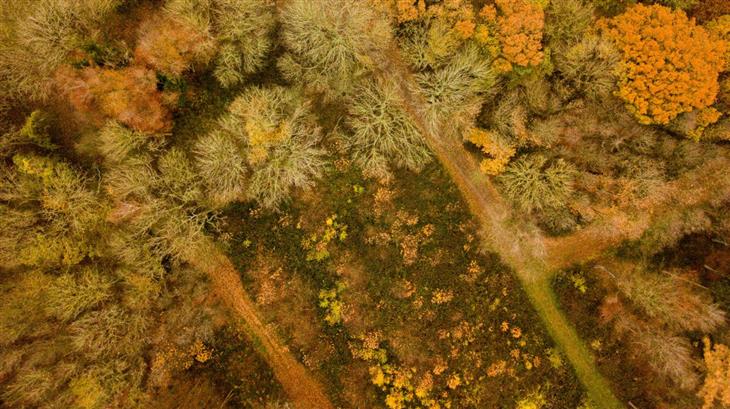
[498,154,576,213]
[347,80,431,179]
[278,0,391,97]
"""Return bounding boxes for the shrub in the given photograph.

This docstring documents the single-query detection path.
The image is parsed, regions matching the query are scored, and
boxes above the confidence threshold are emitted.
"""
[278,0,391,97]
[347,80,431,179]
[631,326,698,390]
[0,0,122,101]
[209,86,326,208]
[465,128,515,175]
[498,154,576,213]
[699,338,730,409]
[495,0,546,69]
[97,121,159,163]
[599,4,727,125]
[55,65,173,134]
[19,110,55,149]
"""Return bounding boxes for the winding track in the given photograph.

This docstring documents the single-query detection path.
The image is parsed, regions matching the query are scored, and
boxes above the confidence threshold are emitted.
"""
[375,43,625,408]
[190,241,335,409]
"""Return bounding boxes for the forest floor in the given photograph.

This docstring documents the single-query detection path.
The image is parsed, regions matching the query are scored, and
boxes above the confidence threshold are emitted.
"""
[190,241,334,409]
[377,44,625,409]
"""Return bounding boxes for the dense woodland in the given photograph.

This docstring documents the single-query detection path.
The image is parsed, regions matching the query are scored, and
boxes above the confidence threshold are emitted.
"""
[2,0,730,408]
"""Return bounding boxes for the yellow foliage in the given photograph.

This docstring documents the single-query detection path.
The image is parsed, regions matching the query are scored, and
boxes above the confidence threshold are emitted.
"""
[600,4,727,124]
[698,337,730,409]
[465,128,516,175]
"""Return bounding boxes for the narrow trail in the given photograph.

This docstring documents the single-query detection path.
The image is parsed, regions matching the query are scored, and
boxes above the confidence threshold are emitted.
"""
[189,241,334,409]
[375,45,625,408]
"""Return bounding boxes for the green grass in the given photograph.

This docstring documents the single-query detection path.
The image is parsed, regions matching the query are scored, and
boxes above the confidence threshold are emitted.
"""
[522,273,624,409]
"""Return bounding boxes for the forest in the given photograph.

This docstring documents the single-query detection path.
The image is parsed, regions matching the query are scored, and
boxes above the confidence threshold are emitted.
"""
[1,0,730,408]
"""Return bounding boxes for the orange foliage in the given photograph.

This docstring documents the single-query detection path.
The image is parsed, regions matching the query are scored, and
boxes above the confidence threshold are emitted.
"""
[495,0,545,69]
[600,4,727,125]
[134,14,215,77]
[56,65,173,134]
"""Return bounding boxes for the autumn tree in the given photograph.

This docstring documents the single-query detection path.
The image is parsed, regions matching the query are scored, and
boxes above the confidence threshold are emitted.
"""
[347,80,431,179]
[600,4,727,125]
[195,86,326,208]
[495,0,546,70]
[56,65,174,134]
[278,0,391,98]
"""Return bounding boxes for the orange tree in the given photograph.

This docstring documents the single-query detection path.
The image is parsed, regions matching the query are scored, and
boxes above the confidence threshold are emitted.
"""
[600,4,727,125]
[494,0,545,69]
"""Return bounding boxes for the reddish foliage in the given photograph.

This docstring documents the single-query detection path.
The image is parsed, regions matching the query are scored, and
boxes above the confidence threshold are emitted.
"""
[56,65,173,134]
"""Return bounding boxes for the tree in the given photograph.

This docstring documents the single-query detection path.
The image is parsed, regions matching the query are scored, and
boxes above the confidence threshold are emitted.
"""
[495,0,546,69]
[347,80,431,179]
[278,0,391,97]
[56,65,174,134]
[498,154,576,213]
[197,86,326,209]
[210,0,275,87]
[600,4,727,125]
[134,12,215,77]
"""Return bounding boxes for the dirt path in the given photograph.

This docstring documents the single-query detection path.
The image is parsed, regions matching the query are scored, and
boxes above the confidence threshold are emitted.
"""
[545,155,730,270]
[376,45,625,408]
[189,241,334,409]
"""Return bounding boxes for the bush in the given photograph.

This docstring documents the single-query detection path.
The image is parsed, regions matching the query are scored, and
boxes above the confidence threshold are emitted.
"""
[347,80,431,179]
[278,0,391,97]
[98,121,160,164]
[545,0,594,51]
[46,267,114,322]
[495,0,546,69]
[599,4,726,125]
[498,154,576,213]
